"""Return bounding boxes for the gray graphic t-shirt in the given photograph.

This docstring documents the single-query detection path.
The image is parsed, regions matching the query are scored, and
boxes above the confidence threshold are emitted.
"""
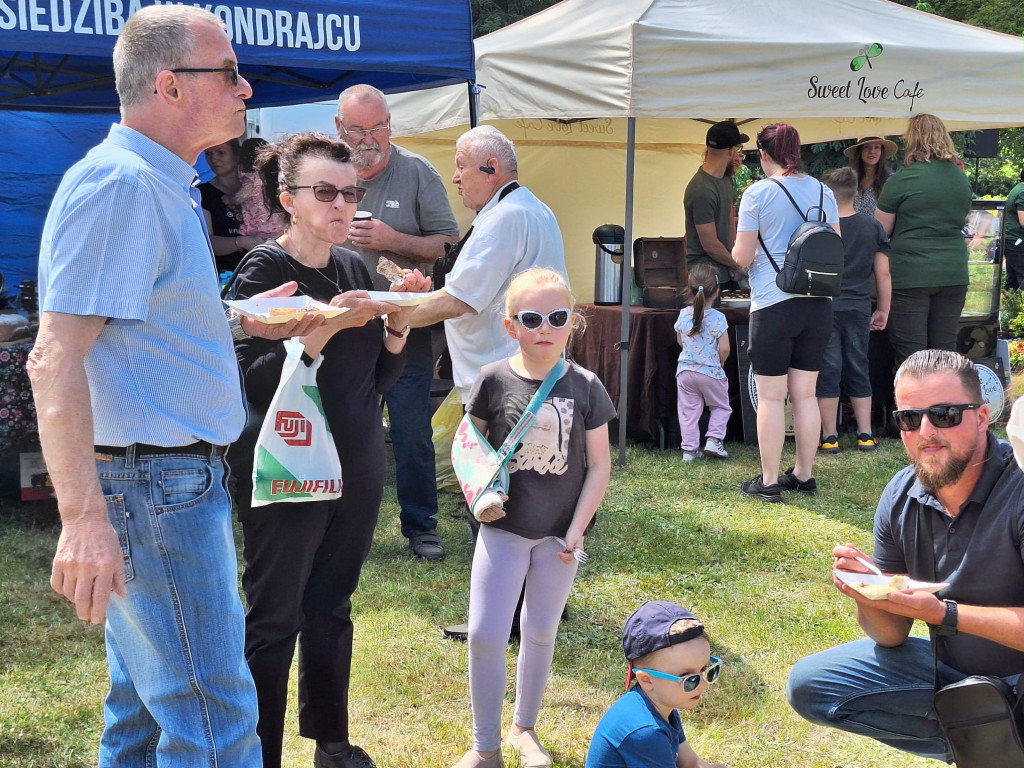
[467,359,616,539]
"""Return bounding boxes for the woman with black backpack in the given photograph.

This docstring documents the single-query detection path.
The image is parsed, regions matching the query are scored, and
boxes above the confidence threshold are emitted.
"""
[731,123,841,503]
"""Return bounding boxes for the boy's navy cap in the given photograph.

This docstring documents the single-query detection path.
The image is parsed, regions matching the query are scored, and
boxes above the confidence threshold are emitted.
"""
[622,601,705,661]
[706,121,749,149]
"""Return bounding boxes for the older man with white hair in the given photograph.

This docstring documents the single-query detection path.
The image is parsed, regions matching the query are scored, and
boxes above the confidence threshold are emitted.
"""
[407,125,566,402]
[335,83,460,562]
[29,5,319,765]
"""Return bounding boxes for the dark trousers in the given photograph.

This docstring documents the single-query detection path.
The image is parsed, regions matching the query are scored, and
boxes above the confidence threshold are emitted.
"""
[237,467,384,768]
[384,327,439,538]
[1005,239,1024,291]
[887,285,968,367]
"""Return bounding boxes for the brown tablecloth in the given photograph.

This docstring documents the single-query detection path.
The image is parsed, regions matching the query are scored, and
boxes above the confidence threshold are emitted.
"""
[0,338,39,453]
[572,303,748,444]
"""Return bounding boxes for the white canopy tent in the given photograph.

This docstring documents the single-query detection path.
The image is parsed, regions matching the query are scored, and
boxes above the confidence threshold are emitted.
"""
[377,0,1024,461]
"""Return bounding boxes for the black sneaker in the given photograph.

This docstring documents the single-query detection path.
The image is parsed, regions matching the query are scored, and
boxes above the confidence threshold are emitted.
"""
[740,475,783,503]
[314,744,377,768]
[779,468,818,495]
[857,433,879,452]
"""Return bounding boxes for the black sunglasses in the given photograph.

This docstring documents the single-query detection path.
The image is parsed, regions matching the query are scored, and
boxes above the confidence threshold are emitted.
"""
[514,308,571,330]
[891,403,980,431]
[288,185,366,204]
[170,65,239,86]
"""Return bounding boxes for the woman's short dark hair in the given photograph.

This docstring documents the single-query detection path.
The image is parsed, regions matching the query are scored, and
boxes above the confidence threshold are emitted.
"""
[255,132,353,214]
[756,123,804,175]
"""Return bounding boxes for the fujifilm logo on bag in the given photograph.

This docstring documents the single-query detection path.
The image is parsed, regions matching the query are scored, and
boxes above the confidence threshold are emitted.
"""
[270,479,343,496]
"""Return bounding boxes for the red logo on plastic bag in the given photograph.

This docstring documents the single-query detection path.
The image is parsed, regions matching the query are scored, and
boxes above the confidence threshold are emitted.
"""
[275,410,312,446]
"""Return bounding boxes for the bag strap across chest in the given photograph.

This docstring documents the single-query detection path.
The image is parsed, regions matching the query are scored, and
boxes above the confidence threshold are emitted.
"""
[757,178,827,273]
[495,358,567,466]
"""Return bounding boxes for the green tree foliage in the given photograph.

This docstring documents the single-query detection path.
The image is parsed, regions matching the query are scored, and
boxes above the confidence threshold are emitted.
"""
[471,0,560,37]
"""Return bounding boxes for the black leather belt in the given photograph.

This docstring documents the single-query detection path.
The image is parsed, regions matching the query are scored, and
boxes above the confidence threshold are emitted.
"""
[94,441,227,460]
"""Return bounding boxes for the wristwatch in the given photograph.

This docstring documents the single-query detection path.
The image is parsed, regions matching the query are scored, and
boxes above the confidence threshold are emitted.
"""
[932,598,958,636]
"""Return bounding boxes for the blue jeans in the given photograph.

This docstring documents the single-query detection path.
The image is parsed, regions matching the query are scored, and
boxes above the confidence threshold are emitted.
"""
[384,326,438,538]
[786,637,969,762]
[815,308,872,399]
[96,452,261,768]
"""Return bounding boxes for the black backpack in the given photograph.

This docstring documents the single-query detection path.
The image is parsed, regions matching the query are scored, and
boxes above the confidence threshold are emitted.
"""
[757,179,844,297]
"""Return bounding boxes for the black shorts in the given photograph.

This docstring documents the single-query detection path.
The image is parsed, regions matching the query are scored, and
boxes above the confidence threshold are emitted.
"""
[748,297,833,376]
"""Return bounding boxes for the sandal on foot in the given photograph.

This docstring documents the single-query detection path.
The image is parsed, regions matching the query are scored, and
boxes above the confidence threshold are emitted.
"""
[452,750,503,768]
[506,729,553,768]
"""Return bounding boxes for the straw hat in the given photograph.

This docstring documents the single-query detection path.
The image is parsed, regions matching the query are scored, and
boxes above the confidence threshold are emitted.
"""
[844,136,898,159]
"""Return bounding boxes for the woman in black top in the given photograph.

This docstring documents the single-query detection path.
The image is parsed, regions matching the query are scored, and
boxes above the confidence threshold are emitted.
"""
[200,138,265,272]
[232,133,429,768]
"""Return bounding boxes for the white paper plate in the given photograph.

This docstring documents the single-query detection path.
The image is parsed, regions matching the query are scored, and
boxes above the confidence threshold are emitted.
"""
[223,297,348,325]
[833,570,949,600]
[720,298,751,309]
[364,290,437,306]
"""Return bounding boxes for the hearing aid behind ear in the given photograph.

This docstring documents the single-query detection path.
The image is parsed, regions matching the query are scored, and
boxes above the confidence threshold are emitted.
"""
[479,165,495,174]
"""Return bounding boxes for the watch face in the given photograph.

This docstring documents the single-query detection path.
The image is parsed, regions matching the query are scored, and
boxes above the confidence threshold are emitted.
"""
[976,363,1005,422]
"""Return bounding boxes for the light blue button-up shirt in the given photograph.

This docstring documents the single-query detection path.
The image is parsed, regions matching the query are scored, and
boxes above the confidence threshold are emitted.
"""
[38,124,246,446]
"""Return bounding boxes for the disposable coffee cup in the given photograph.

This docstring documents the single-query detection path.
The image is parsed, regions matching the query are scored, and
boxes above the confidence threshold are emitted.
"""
[354,211,372,222]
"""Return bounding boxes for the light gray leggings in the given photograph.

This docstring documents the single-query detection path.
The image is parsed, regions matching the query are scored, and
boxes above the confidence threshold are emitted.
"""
[467,525,579,751]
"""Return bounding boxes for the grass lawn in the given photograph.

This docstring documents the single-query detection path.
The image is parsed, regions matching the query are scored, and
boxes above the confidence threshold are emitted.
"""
[0,431,1003,768]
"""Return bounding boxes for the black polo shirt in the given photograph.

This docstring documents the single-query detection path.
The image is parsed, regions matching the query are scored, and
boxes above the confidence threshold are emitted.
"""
[873,433,1024,676]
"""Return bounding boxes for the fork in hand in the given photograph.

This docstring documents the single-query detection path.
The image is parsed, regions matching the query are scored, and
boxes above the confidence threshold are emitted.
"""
[555,537,589,564]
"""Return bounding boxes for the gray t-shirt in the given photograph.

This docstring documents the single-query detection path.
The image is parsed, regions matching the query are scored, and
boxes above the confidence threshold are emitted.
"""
[467,359,616,539]
[684,167,735,286]
[834,212,890,313]
[347,144,459,290]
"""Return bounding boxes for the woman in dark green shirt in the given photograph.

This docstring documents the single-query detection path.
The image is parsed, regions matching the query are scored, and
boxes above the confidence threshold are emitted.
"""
[875,114,972,366]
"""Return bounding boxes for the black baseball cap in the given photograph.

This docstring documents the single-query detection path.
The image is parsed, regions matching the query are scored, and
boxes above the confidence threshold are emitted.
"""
[622,601,705,661]
[706,121,749,149]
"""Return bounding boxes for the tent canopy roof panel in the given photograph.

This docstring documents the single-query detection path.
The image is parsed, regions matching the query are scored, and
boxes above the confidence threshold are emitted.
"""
[0,0,475,109]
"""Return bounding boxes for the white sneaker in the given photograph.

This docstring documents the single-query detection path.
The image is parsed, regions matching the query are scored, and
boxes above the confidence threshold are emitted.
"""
[703,438,729,459]
[682,451,704,462]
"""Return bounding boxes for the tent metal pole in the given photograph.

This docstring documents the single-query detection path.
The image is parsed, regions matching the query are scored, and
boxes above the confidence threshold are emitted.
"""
[616,117,636,466]
[468,81,480,128]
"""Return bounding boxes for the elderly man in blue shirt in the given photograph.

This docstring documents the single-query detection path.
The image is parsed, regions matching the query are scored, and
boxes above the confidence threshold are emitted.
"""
[28,6,324,766]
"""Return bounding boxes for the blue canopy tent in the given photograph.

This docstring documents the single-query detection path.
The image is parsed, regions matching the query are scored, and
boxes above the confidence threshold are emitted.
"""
[0,0,475,289]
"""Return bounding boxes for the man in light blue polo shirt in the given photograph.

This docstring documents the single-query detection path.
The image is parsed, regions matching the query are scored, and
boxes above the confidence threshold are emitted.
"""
[28,6,322,766]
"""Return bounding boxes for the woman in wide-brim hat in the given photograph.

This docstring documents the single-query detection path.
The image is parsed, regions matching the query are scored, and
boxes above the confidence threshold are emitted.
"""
[845,136,898,215]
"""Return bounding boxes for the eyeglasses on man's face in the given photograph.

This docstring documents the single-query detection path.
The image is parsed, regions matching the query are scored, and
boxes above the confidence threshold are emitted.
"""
[170,65,240,86]
[338,121,391,139]
[892,403,980,431]
[634,656,723,692]
[288,184,366,204]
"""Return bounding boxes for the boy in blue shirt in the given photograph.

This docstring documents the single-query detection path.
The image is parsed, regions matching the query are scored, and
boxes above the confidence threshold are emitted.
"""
[586,602,727,768]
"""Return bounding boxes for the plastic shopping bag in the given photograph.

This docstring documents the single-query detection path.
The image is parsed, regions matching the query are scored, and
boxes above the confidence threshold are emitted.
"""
[431,388,464,494]
[251,338,343,507]
[451,414,509,520]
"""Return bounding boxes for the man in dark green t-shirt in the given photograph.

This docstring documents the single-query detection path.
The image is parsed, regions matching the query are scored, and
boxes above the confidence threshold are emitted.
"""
[1004,169,1024,290]
[684,122,748,288]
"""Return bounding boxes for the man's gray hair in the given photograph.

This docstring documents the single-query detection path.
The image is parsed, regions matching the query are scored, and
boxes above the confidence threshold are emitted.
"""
[336,84,389,122]
[456,125,518,172]
[114,5,223,110]
[894,349,983,404]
